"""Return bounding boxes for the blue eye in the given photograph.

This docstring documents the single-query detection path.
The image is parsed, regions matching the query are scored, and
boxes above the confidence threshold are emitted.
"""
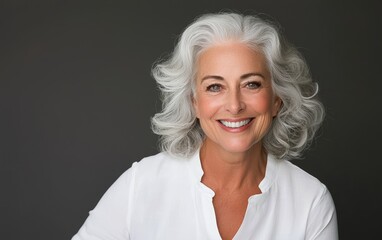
[206,84,222,92]
[246,81,261,89]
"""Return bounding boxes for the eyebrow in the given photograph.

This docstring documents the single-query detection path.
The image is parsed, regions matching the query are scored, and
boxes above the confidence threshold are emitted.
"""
[240,72,265,80]
[201,72,265,82]
[201,75,224,81]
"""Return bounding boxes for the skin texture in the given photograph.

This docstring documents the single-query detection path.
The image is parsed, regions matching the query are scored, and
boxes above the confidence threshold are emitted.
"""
[193,42,281,240]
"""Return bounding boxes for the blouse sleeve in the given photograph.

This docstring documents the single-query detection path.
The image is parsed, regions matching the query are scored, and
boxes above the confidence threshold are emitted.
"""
[306,185,339,240]
[71,162,137,240]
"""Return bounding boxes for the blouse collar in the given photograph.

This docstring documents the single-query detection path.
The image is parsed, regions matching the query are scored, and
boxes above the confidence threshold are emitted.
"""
[188,149,280,194]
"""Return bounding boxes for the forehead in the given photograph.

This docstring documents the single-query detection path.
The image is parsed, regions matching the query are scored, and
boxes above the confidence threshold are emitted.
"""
[196,42,269,77]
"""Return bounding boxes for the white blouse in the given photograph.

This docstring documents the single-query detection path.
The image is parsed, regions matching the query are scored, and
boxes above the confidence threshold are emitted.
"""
[72,152,338,240]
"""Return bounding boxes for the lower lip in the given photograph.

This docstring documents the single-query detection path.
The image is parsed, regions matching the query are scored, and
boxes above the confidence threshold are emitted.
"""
[217,119,254,133]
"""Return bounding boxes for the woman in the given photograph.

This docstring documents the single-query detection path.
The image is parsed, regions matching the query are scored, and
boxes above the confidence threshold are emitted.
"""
[72,12,338,240]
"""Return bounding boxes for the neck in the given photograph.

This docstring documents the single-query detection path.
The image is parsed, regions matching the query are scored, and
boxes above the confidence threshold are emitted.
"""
[199,139,267,192]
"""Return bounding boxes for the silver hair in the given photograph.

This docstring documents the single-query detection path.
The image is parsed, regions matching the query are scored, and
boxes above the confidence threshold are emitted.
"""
[151,12,325,160]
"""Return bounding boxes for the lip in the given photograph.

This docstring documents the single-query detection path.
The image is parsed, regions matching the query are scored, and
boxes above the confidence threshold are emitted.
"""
[217,118,254,132]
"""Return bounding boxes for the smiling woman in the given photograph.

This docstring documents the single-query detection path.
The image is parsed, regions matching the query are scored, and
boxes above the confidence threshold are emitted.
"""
[193,42,281,157]
[72,12,338,240]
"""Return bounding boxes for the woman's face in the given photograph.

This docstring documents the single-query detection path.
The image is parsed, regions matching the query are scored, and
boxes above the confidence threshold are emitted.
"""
[193,42,281,155]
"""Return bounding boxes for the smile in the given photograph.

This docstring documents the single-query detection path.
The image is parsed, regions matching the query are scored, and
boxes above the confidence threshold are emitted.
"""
[219,119,253,128]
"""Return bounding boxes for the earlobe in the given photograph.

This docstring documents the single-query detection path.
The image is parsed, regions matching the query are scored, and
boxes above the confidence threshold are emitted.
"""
[192,96,200,119]
[272,97,282,117]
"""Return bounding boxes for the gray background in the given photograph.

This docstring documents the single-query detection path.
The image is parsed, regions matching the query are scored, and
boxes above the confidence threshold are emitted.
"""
[1,0,381,239]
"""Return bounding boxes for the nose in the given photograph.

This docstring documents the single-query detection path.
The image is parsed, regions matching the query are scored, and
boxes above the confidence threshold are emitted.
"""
[225,89,245,114]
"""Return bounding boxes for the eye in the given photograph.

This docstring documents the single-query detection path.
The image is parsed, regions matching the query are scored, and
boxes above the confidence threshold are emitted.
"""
[206,84,222,92]
[245,81,261,89]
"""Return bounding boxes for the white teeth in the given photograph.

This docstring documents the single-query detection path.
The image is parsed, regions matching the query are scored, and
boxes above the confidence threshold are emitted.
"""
[220,119,251,128]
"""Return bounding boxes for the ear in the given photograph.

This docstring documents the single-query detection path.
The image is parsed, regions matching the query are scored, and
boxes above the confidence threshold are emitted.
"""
[192,95,200,119]
[272,96,282,117]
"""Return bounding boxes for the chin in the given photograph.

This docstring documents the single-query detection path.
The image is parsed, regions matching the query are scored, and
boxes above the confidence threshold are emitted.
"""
[220,141,258,154]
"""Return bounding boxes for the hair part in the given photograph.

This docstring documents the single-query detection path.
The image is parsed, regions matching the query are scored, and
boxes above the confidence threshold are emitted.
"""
[151,12,324,160]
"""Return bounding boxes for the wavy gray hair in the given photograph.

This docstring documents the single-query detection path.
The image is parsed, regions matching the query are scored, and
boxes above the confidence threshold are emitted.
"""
[151,12,324,160]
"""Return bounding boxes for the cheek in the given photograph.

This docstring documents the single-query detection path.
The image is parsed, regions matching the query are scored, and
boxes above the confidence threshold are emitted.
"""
[252,115,274,139]
[251,94,277,139]
[194,95,220,118]
[251,94,275,113]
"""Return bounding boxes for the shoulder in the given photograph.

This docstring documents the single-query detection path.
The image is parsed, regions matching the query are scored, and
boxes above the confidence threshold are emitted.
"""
[278,159,325,188]
[271,158,337,229]
[274,159,333,206]
[136,152,188,172]
[132,152,191,185]
[276,161,339,238]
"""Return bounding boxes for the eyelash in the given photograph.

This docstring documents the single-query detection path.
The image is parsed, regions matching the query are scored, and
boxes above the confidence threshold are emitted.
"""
[205,81,262,92]
[206,84,222,92]
[245,81,261,89]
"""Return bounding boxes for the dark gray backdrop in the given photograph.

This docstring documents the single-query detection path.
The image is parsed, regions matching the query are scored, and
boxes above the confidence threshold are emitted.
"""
[1,0,381,239]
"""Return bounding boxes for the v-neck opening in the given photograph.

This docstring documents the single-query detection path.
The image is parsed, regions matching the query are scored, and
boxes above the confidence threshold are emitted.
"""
[189,149,278,197]
[188,150,280,239]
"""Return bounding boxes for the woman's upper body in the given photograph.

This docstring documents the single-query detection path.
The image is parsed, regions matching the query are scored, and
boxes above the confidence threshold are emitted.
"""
[73,12,338,239]
[72,151,338,240]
